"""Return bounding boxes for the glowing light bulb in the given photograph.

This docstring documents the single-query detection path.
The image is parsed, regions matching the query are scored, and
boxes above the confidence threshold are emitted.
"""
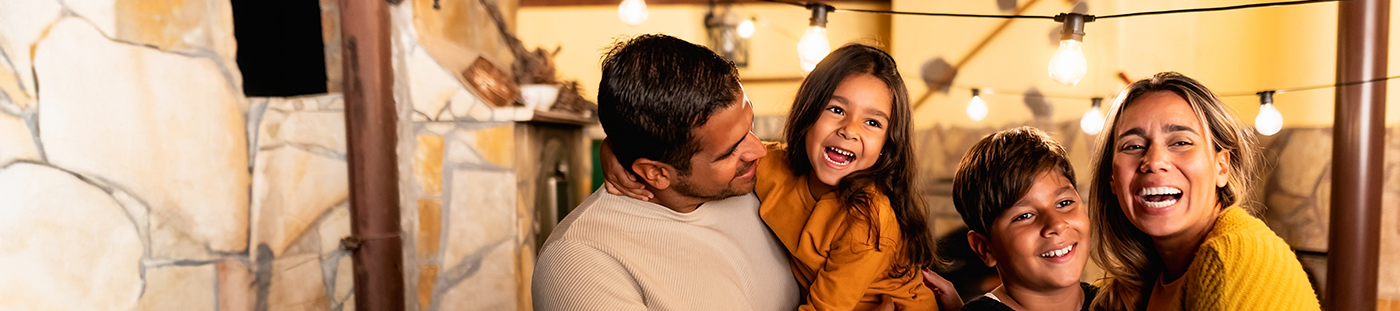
[1049,13,1093,86]
[1255,91,1282,136]
[1080,97,1105,135]
[737,19,755,39]
[618,0,648,26]
[1049,39,1087,86]
[967,89,988,121]
[797,26,830,73]
[798,4,833,73]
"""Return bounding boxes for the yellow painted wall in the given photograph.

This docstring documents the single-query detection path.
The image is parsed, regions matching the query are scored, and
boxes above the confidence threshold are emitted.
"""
[522,0,1398,129]
[517,1,890,117]
[892,0,1398,129]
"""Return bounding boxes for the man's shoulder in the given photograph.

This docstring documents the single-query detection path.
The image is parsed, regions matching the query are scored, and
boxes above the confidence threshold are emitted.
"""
[962,296,1015,311]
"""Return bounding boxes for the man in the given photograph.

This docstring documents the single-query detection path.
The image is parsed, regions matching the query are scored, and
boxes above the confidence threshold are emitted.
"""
[531,34,800,310]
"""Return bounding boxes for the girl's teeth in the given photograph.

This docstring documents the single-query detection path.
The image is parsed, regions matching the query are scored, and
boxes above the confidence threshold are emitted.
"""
[823,150,851,165]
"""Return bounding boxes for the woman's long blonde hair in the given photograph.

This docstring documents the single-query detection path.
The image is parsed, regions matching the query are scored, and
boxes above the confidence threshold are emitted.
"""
[1088,72,1262,310]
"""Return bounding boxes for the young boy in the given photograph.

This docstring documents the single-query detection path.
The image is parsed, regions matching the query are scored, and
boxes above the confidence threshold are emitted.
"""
[950,127,1098,311]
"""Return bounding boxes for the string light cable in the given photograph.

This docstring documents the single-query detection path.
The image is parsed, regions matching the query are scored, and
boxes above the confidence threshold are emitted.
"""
[753,0,1340,20]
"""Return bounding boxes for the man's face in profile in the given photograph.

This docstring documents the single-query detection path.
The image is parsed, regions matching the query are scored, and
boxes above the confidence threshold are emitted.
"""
[670,93,766,201]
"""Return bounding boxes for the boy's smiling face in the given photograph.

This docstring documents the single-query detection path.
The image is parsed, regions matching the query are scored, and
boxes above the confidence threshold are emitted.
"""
[970,170,1091,291]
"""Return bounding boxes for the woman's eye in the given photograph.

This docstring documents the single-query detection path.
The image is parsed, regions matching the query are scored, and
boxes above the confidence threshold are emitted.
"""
[1119,144,1144,151]
[1171,140,1193,147]
[1013,213,1033,222]
[826,106,844,114]
[865,119,882,128]
[1057,200,1075,208]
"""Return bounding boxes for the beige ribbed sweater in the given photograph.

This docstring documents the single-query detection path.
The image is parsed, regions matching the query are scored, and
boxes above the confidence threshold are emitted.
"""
[532,189,801,311]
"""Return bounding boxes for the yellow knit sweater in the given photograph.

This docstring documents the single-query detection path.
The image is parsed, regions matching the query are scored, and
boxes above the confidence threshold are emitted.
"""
[1160,206,1321,310]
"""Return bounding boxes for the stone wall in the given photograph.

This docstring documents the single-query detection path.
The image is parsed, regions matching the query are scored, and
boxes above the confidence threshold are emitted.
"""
[390,1,564,310]
[0,1,356,310]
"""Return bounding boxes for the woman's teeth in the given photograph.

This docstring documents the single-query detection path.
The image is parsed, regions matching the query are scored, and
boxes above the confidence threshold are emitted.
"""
[1138,186,1182,208]
[1040,244,1074,258]
[824,147,855,165]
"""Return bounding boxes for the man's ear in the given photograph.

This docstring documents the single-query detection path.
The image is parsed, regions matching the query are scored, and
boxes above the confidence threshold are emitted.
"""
[967,230,997,268]
[632,158,675,190]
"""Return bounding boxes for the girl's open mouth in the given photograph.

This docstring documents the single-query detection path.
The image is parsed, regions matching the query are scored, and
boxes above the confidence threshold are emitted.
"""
[823,146,855,166]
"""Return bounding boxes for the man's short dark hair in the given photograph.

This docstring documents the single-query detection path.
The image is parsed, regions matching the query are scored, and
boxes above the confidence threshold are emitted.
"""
[598,34,743,175]
[952,126,1077,235]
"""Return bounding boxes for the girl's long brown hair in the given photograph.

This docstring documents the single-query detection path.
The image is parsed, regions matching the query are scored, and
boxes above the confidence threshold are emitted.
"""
[783,44,935,277]
[1088,72,1261,310]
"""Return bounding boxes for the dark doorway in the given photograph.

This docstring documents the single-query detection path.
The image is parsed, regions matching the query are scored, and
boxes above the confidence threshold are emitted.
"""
[232,0,328,96]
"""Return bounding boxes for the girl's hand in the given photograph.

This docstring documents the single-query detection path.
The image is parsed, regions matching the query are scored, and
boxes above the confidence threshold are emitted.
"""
[600,139,654,201]
[922,268,962,311]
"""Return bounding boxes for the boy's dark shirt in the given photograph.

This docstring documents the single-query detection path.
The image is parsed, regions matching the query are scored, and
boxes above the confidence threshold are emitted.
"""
[960,282,1099,311]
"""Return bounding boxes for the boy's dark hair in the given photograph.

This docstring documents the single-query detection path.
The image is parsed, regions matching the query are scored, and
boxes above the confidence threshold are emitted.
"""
[597,34,743,176]
[952,126,1076,235]
[784,44,935,275]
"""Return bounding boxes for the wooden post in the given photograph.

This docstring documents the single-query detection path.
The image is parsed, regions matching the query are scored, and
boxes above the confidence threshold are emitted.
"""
[1328,0,1387,309]
[340,0,407,310]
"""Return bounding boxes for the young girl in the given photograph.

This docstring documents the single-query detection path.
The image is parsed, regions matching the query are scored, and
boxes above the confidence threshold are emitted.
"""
[606,44,947,311]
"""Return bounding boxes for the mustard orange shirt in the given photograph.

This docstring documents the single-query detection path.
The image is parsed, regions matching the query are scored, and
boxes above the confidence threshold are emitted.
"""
[755,144,934,311]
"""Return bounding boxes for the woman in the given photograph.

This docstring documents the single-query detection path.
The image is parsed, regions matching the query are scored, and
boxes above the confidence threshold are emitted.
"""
[1086,72,1319,310]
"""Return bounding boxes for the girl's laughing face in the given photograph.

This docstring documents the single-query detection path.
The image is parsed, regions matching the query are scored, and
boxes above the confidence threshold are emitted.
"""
[804,73,892,186]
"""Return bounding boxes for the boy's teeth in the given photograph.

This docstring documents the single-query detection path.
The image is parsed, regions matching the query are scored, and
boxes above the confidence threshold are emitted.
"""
[1040,244,1074,258]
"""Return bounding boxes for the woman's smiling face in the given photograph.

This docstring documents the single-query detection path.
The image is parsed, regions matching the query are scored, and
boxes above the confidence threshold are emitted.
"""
[1109,91,1231,241]
[804,73,892,186]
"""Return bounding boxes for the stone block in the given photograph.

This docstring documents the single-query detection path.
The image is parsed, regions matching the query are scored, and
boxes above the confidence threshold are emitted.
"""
[36,18,249,258]
[444,169,517,267]
[438,240,517,311]
[473,123,515,167]
[252,146,349,256]
[408,0,515,81]
[416,134,445,196]
[320,0,342,94]
[333,255,354,304]
[1379,182,1400,298]
[217,259,255,311]
[418,264,440,311]
[1261,128,1332,251]
[269,254,329,311]
[407,47,462,120]
[467,98,493,121]
[114,0,239,66]
[0,163,143,310]
[0,0,62,106]
[318,205,351,258]
[0,55,32,112]
[67,0,117,38]
[0,112,39,165]
[418,198,444,259]
[446,130,485,165]
[136,265,217,311]
[449,89,478,120]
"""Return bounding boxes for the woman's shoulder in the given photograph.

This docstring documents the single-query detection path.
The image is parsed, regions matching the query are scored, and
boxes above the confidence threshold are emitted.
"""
[1186,207,1319,309]
[1200,206,1293,257]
